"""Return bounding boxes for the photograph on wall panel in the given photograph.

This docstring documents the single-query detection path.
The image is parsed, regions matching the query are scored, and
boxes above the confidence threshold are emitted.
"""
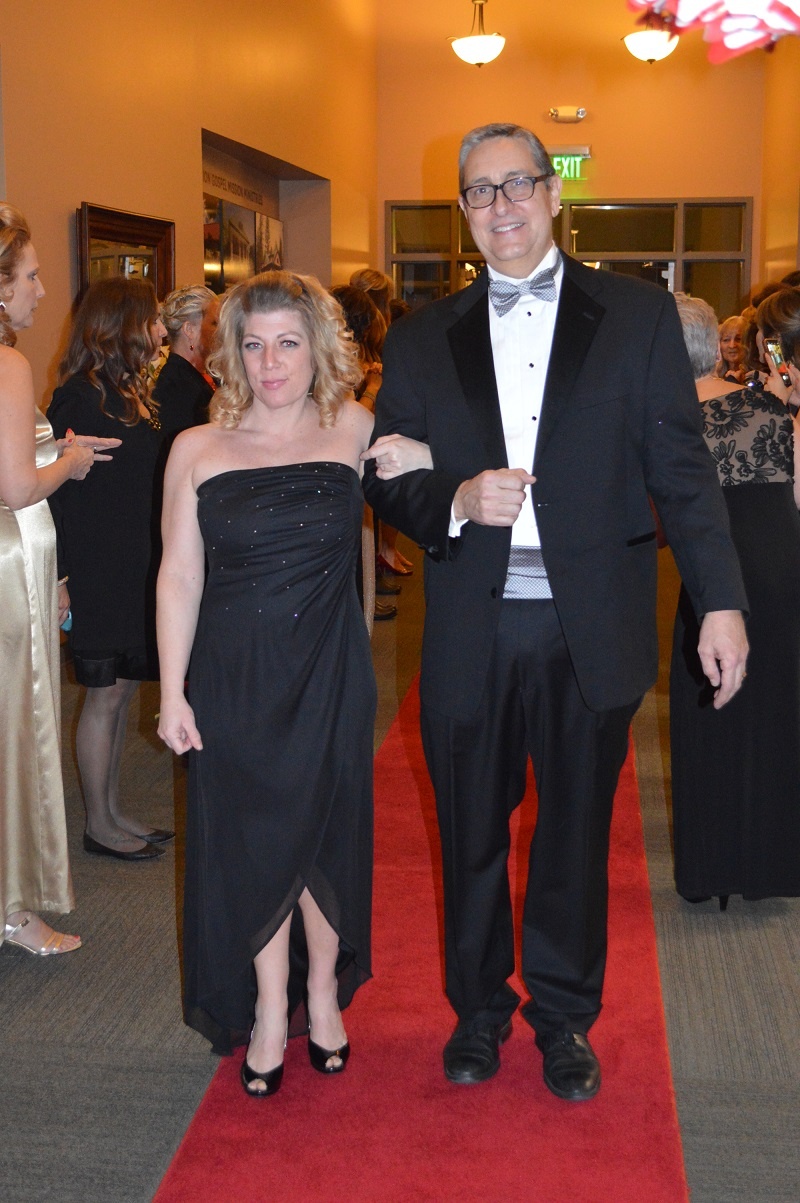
[203,194,223,293]
[204,196,282,293]
[256,214,283,272]
[223,201,256,288]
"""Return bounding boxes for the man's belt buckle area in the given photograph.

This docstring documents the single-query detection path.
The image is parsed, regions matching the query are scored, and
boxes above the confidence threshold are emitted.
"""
[503,546,553,600]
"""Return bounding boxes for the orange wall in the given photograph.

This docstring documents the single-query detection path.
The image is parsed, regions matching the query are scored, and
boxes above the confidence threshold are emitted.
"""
[376,1,768,274]
[2,0,797,403]
[760,35,800,285]
[1,0,377,402]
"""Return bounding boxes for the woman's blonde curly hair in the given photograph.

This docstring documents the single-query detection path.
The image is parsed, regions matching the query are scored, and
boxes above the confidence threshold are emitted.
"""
[208,272,362,430]
[0,202,32,348]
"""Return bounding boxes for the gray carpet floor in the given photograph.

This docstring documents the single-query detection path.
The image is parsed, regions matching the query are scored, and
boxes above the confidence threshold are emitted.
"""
[1,540,798,1202]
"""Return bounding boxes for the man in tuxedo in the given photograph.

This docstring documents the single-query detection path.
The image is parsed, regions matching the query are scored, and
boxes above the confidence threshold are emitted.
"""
[363,123,748,1101]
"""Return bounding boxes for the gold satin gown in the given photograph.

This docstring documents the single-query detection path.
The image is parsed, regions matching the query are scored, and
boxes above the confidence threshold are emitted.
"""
[0,408,74,934]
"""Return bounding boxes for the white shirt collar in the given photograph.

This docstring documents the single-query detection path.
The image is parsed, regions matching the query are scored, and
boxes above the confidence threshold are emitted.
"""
[486,243,561,285]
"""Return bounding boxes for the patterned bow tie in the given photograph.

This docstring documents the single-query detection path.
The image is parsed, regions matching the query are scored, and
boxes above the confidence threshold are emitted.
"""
[488,267,558,316]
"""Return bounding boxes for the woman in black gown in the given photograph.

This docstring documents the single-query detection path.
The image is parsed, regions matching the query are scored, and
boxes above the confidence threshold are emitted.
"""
[157,271,429,1098]
[152,285,217,438]
[670,293,800,905]
[48,278,172,861]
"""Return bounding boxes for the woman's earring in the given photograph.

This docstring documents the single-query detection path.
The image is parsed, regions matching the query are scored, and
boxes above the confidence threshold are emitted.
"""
[189,342,194,352]
[0,301,6,311]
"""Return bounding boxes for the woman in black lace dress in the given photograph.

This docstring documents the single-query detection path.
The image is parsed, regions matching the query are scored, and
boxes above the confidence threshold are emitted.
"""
[670,293,800,905]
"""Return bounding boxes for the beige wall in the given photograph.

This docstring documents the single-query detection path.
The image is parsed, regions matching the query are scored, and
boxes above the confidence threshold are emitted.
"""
[1,0,377,403]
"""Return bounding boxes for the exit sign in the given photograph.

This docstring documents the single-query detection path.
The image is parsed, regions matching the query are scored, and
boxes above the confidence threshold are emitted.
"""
[548,146,591,181]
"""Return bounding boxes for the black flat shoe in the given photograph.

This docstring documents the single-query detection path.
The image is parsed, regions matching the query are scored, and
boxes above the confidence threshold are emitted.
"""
[308,1035,350,1074]
[140,828,175,844]
[241,1055,284,1098]
[83,832,164,861]
[443,1017,512,1085]
[535,1030,601,1102]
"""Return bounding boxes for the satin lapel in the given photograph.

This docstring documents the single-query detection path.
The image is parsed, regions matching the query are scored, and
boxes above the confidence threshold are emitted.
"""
[446,286,508,468]
[535,263,606,466]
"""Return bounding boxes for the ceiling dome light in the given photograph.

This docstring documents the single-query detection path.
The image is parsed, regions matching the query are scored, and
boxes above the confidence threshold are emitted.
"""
[623,28,679,63]
[450,0,505,67]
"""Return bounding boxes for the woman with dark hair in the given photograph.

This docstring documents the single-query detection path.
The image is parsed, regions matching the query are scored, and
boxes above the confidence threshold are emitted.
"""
[349,267,393,326]
[48,277,172,862]
[670,293,800,906]
[0,204,118,955]
[157,271,429,1097]
[756,286,800,402]
[152,284,217,437]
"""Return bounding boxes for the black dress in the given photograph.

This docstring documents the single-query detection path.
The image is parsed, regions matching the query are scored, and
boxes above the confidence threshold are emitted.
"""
[182,462,375,1053]
[47,375,162,684]
[151,352,212,439]
[670,385,800,900]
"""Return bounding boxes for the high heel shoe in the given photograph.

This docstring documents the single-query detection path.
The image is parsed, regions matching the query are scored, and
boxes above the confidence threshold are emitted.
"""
[308,1033,351,1074]
[3,917,82,956]
[377,553,412,577]
[241,1057,284,1098]
[241,1025,287,1098]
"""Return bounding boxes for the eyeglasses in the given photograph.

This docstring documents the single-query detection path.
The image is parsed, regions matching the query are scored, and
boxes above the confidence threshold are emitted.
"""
[460,174,553,210]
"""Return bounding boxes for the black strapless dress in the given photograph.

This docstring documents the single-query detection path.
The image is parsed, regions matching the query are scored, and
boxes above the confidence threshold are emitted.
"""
[182,463,376,1053]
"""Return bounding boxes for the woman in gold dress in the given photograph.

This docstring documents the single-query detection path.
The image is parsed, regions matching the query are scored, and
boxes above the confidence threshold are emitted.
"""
[0,203,119,955]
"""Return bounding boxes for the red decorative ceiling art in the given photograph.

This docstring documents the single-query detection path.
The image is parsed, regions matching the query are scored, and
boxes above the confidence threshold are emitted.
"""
[627,1,800,62]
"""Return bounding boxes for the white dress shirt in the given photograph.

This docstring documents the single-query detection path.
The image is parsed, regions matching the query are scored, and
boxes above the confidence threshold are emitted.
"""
[450,243,563,548]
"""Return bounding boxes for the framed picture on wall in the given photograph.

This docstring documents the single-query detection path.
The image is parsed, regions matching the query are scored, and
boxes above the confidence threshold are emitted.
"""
[76,203,174,300]
[222,201,256,287]
[203,194,223,293]
[256,213,284,272]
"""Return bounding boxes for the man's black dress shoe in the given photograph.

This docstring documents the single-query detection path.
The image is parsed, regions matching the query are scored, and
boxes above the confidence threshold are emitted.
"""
[83,832,164,861]
[443,1017,512,1084]
[375,575,401,596]
[535,1030,601,1101]
[373,600,397,621]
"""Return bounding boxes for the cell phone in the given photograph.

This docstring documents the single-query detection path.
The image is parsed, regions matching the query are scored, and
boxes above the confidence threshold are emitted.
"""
[764,337,792,387]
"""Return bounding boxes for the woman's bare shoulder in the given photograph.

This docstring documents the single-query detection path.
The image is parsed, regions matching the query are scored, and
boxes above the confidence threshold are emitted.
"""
[338,398,374,439]
[0,344,32,386]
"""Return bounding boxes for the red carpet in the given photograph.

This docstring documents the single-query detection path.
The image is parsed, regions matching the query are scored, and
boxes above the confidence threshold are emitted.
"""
[155,683,688,1203]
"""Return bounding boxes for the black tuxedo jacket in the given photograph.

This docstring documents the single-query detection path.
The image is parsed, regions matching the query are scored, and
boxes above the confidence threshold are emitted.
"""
[363,254,747,722]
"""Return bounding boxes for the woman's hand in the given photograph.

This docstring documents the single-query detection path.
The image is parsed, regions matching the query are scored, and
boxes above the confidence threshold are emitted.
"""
[57,583,70,627]
[763,351,793,404]
[57,430,122,481]
[56,432,121,462]
[786,361,800,412]
[59,441,95,480]
[361,433,433,479]
[157,695,203,754]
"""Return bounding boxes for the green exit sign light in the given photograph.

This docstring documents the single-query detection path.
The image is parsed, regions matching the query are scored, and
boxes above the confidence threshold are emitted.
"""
[548,146,591,182]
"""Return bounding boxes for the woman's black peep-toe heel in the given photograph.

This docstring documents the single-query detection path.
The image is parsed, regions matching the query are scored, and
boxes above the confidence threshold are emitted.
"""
[241,1025,286,1099]
[308,1035,351,1075]
[240,1055,284,1098]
